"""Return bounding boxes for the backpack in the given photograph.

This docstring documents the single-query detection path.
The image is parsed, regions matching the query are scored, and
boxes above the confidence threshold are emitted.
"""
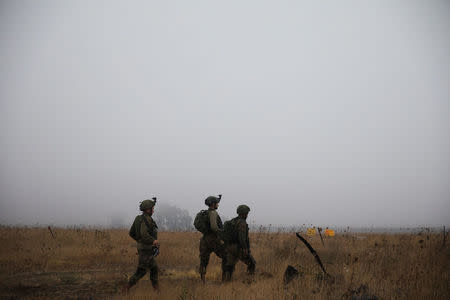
[129,216,142,241]
[194,210,210,234]
[222,217,238,243]
[129,215,156,241]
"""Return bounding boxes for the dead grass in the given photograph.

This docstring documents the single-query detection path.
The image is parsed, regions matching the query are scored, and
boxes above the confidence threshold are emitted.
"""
[0,227,448,299]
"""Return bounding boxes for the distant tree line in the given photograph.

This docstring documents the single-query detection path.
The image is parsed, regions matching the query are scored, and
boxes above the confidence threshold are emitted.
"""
[107,203,193,231]
[153,203,193,231]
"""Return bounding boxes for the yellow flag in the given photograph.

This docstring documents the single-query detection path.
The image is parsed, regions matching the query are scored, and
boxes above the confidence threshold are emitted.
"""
[307,228,316,236]
[325,229,335,237]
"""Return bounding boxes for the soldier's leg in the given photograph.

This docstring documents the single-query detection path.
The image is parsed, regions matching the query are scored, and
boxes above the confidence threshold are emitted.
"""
[128,267,146,287]
[222,245,238,282]
[211,237,226,259]
[220,244,228,282]
[240,252,256,275]
[247,254,256,275]
[209,235,227,277]
[199,236,211,280]
[128,250,148,287]
[148,258,159,290]
[220,255,227,280]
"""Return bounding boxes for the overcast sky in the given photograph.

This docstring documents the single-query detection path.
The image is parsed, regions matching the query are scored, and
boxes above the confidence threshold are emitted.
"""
[1,1,449,227]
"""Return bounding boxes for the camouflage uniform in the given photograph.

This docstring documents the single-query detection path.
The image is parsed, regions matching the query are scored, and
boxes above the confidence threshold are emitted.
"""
[128,212,159,288]
[223,215,256,281]
[199,208,226,278]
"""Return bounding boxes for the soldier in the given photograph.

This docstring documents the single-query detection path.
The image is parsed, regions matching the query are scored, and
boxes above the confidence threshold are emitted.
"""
[222,205,256,281]
[196,195,226,282]
[125,198,160,292]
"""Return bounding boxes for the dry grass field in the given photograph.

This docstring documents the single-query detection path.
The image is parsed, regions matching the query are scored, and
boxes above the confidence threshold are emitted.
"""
[0,227,448,299]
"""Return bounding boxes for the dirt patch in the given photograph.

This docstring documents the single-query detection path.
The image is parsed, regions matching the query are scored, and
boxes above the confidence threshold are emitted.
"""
[0,266,222,299]
[0,269,125,299]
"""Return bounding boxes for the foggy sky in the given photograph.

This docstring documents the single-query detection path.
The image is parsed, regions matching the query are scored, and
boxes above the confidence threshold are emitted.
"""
[1,1,449,227]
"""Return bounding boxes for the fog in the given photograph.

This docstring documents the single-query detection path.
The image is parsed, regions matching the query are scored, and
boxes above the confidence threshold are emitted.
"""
[1,1,449,228]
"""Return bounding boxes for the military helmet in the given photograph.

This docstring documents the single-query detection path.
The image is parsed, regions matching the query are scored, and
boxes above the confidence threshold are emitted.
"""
[204,195,221,206]
[140,197,157,211]
[237,205,250,215]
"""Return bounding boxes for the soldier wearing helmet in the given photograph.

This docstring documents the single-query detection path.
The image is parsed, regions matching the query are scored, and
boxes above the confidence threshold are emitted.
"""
[222,204,256,281]
[197,195,226,282]
[125,198,160,292]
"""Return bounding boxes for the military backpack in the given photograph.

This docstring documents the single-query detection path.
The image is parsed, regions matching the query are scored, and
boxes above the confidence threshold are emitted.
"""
[129,216,141,241]
[194,209,223,234]
[222,217,239,243]
[194,210,210,234]
[129,215,157,241]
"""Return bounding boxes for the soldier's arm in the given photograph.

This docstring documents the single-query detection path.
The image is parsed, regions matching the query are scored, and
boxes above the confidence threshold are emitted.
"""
[247,226,251,250]
[153,220,159,246]
[237,220,248,250]
[209,210,219,233]
[139,218,156,245]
